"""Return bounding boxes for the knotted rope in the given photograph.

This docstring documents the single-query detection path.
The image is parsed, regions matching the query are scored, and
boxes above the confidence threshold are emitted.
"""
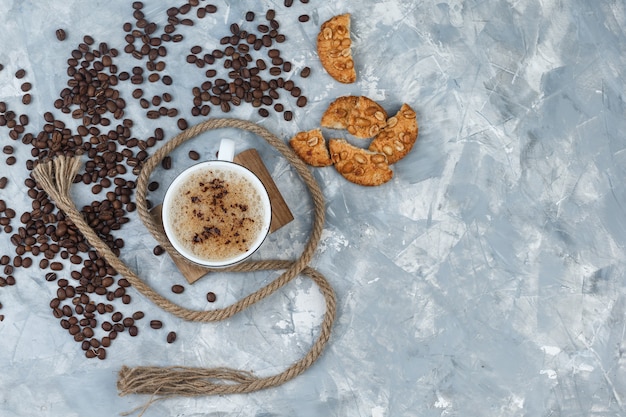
[32,118,335,408]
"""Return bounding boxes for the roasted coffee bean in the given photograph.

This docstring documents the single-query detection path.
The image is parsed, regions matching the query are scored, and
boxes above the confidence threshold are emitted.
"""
[246,11,255,21]
[129,326,138,336]
[297,96,307,107]
[171,284,185,294]
[147,181,159,191]
[153,245,164,256]
[150,320,163,329]
[15,69,26,79]
[188,150,200,160]
[206,292,217,302]
[167,331,177,343]
[56,28,67,41]
[298,14,310,22]
[177,118,187,130]
[284,110,293,121]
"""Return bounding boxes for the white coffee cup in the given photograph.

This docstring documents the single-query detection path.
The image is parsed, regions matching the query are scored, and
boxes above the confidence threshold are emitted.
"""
[162,139,272,268]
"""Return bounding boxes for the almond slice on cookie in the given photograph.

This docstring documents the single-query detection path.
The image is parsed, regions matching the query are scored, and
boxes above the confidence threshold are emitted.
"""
[317,13,356,84]
[321,95,387,139]
[368,103,418,164]
[289,128,332,167]
[329,139,393,186]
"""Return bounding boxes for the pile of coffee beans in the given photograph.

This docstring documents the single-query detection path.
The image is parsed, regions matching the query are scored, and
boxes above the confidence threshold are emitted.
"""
[0,0,315,360]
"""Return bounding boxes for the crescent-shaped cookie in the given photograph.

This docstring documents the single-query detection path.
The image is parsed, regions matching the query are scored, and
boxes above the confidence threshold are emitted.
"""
[321,95,388,139]
[368,103,418,164]
[289,128,332,167]
[317,14,356,84]
[329,139,393,186]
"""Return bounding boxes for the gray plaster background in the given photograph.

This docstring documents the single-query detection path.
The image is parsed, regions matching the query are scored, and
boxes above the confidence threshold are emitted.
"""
[1,0,625,416]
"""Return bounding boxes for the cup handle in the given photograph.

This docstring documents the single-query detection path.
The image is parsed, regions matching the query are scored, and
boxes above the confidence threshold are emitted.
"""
[218,138,235,162]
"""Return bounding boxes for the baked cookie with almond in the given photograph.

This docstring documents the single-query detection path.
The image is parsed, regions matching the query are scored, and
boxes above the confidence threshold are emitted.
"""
[329,139,393,186]
[317,13,356,84]
[368,103,418,164]
[289,128,332,167]
[321,95,388,139]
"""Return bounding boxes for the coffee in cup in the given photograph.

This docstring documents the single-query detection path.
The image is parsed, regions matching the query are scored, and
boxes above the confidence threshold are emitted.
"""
[162,139,272,267]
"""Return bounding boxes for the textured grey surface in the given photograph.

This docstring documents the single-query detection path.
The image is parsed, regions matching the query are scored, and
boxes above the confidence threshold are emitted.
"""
[1,0,626,416]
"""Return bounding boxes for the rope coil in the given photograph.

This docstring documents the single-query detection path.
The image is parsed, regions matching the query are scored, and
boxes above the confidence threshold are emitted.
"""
[32,118,336,407]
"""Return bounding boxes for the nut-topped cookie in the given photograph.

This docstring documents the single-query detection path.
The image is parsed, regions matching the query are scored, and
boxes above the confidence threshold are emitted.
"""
[289,128,332,167]
[321,95,388,139]
[317,13,356,84]
[329,139,393,186]
[368,103,418,164]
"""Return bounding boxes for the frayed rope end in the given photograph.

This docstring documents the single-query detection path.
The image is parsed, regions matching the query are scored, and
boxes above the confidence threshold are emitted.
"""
[32,155,83,206]
[117,364,259,397]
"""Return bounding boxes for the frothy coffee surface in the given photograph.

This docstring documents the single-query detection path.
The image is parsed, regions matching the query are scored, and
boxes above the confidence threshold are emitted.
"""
[167,168,266,262]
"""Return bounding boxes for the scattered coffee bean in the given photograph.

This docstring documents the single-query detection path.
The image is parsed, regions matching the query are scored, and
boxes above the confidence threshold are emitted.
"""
[56,29,67,41]
[171,284,185,294]
[150,320,163,329]
[15,69,26,79]
[206,292,216,302]
[167,331,177,343]
[188,150,200,160]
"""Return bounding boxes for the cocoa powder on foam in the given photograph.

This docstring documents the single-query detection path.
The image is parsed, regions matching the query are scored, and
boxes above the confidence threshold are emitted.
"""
[168,169,265,262]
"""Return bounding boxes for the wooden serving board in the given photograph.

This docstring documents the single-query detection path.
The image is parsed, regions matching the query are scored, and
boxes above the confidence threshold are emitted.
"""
[151,148,293,284]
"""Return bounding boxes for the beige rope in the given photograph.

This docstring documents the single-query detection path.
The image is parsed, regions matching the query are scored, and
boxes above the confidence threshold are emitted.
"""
[32,118,335,404]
